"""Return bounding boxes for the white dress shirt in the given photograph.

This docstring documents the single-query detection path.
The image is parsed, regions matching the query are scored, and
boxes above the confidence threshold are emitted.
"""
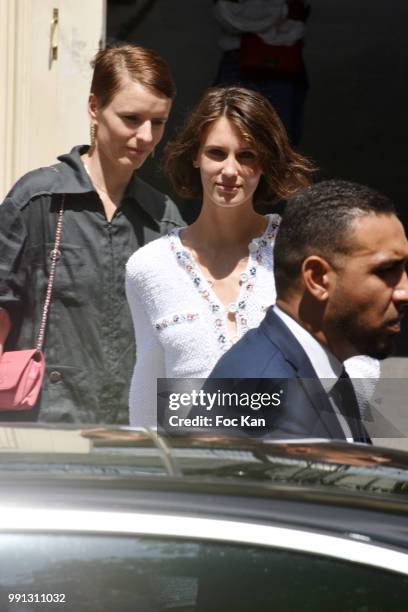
[273,305,354,440]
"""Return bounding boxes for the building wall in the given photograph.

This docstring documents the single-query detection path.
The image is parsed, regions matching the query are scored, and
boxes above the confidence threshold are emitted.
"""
[108,0,408,217]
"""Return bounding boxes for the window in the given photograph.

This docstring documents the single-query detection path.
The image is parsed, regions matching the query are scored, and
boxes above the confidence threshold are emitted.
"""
[0,533,407,611]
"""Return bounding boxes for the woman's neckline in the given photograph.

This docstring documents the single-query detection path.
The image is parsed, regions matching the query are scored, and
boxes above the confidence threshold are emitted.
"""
[169,214,278,346]
[177,213,272,254]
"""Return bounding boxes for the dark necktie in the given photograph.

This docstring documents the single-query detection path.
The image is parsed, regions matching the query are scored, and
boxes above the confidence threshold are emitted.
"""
[332,368,372,444]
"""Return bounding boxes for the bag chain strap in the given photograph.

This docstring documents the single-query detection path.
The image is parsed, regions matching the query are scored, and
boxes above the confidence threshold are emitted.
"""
[35,195,65,351]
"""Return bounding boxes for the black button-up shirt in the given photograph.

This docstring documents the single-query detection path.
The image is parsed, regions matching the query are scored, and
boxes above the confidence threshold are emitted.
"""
[0,146,183,423]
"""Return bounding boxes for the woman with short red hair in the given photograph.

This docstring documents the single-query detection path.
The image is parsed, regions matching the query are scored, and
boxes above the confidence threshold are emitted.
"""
[0,45,183,424]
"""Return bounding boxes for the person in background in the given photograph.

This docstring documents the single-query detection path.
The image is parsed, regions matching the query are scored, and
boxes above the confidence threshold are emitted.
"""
[126,85,314,427]
[0,44,183,423]
[213,0,310,145]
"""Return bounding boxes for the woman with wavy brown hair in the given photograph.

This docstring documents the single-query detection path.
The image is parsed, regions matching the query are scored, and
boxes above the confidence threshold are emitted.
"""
[126,85,315,427]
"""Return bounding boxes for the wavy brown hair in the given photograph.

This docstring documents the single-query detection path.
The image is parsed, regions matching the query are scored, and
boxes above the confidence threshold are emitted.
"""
[164,86,315,204]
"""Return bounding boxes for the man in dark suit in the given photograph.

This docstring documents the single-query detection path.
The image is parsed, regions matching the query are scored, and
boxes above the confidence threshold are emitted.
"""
[206,180,408,441]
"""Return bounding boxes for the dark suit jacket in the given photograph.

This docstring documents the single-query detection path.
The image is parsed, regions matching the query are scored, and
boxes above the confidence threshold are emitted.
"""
[207,308,348,440]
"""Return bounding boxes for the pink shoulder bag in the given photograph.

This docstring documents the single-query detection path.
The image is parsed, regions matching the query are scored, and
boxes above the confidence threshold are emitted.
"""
[0,197,64,412]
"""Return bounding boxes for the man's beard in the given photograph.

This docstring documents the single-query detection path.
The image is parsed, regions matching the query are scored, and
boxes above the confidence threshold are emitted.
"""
[335,312,395,360]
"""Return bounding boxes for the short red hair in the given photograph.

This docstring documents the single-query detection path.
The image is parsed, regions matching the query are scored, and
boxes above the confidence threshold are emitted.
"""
[90,44,176,107]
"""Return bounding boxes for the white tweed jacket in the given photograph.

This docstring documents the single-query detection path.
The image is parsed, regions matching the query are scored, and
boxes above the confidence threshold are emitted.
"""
[125,214,281,426]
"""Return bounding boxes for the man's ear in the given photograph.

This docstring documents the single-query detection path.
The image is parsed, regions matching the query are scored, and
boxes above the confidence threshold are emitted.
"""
[88,93,99,121]
[302,255,333,302]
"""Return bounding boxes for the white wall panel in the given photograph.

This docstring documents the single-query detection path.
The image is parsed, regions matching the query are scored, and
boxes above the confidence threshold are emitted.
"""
[0,0,106,199]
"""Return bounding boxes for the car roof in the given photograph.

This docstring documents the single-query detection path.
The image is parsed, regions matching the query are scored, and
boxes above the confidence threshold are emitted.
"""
[1,424,408,553]
[1,424,407,500]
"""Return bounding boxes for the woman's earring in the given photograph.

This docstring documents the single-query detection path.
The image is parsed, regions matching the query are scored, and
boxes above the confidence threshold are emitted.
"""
[90,123,97,148]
